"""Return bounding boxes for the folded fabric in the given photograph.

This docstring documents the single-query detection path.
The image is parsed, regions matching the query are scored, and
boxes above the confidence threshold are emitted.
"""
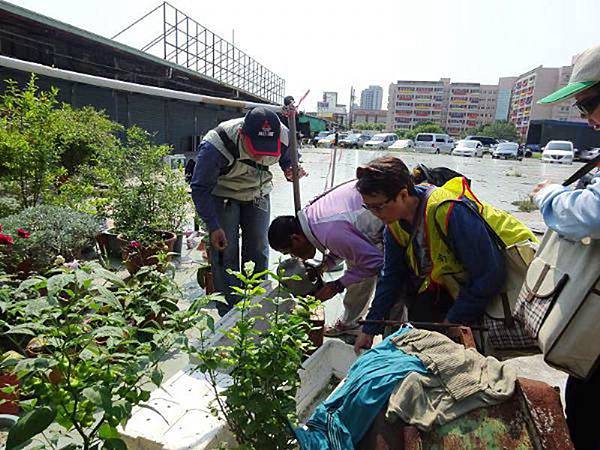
[295,326,428,450]
[386,328,516,430]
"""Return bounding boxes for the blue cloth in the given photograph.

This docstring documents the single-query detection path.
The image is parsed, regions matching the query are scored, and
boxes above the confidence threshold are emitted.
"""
[209,195,271,316]
[190,140,292,232]
[534,173,600,241]
[295,327,428,450]
[363,187,506,335]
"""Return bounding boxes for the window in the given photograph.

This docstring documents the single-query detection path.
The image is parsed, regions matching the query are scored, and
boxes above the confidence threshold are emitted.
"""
[435,137,446,142]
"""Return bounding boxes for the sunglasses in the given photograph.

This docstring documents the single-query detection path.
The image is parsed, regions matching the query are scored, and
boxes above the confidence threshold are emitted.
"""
[574,92,600,117]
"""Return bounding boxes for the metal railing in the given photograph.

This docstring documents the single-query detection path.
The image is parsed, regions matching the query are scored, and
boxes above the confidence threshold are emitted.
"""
[112,2,285,104]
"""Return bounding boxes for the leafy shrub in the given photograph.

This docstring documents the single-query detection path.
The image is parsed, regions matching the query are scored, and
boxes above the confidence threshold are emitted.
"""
[193,263,319,449]
[0,75,122,213]
[110,127,192,245]
[1,205,100,273]
[0,196,20,218]
[0,262,207,450]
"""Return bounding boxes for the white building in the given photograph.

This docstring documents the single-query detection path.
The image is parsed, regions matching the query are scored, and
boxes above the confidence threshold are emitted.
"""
[359,85,383,110]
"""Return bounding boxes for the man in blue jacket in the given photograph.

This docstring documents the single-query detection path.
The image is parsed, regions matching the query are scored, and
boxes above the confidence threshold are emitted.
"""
[190,107,303,316]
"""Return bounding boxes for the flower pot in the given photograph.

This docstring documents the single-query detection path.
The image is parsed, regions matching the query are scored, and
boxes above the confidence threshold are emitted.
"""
[117,231,177,274]
[0,373,19,415]
[96,228,122,259]
[173,233,183,259]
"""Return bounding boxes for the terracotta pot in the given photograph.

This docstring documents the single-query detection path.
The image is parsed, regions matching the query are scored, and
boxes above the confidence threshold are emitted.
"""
[117,231,177,274]
[0,373,19,415]
[96,228,122,258]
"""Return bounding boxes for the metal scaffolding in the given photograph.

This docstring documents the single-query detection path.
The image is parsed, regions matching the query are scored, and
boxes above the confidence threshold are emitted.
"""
[112,2,285,104]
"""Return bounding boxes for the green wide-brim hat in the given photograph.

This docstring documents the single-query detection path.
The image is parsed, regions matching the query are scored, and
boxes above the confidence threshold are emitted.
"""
[538,81,596,104]
[539,44,600,104]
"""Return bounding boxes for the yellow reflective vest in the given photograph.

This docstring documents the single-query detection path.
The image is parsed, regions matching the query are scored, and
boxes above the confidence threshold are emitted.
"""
[388,177,537,299]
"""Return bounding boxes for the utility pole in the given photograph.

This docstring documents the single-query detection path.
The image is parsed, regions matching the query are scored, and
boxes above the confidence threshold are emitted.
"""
[348,86,355,129]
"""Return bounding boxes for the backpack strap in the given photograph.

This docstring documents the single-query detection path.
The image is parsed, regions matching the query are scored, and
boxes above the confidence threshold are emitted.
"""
[216,126,270,175]
[562,154,600,186]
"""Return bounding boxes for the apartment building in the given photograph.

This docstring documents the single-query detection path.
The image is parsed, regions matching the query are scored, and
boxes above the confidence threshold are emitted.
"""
[386,78,499,136]
[509,64,584,141]
[360,85,384,110]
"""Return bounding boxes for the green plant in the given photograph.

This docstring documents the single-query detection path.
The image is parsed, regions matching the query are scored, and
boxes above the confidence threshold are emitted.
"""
[192,262,319,450]
[404,122,447,140]
[110,127,192,245]
[0,76,61,209]
[461,120,519,142]
[0,205,100,274]
[0,262,207,450]
[353,122,385,131]
[0,75,124,214]
[512,196,538,212]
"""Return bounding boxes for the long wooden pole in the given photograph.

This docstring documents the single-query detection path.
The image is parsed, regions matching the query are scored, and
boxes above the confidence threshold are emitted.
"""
[286,104,302,212]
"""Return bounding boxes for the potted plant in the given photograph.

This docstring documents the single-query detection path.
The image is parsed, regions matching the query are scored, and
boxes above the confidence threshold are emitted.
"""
[107,127,191,273]
[0,206,99,276]
[0,262,208,450]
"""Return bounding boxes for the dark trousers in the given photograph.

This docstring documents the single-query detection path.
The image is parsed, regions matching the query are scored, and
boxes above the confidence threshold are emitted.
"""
[565,368,600,449]
[406,288,454,323]
[209,195,270,316]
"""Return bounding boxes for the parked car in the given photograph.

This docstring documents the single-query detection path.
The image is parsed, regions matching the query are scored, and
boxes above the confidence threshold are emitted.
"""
[339,133,371,148]
[492,142,521,160]
[452,140,484,158]
[541,140,574,164]
[414,133,454,154]
[579,147,600,161]
[389,139,414,151]
[311,131,333,146]
[363,133,398,149]
[317,133,338,148]
[464,135,498,154]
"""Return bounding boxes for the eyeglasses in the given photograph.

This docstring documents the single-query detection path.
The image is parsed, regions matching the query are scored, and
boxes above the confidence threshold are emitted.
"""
[574,92,600,117]
[362,197,393,212]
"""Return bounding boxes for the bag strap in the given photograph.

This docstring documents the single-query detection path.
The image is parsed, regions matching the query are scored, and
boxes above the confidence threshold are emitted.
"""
[562,154,600,186]
[216,126,270,175]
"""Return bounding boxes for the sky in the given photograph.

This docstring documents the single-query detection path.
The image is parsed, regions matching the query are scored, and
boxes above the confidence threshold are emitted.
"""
[5,0,600,111]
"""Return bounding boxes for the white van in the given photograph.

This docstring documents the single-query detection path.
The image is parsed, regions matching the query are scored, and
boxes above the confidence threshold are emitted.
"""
[414,133,454,154]
[363,133,398,149]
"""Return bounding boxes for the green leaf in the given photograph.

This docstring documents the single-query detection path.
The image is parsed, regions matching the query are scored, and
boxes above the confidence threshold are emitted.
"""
[98,423,120,439]
[93,326,124,338]
[150,368,163,387]
[102,438,128,450]
[6,406,56,450]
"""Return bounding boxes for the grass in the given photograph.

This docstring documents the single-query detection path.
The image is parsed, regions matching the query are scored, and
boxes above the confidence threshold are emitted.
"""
[511,196,538,213]
[505,168,524,177]
[531,152,542,159]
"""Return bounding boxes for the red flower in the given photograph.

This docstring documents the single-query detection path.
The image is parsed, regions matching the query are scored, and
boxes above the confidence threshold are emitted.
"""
[0,233,14,245]
[130,241,141,249]
[17,228,30,239]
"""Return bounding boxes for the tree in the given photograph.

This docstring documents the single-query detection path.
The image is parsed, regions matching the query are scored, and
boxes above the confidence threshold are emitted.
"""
[404,122,446,140]
[462,121,519,142]
[353,122,385,131]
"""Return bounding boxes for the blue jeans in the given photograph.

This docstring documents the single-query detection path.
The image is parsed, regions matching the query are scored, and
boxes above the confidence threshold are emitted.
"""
[210,195,270,316]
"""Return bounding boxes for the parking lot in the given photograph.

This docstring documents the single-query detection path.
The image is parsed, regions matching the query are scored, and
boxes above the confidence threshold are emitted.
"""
[271,147,581,224]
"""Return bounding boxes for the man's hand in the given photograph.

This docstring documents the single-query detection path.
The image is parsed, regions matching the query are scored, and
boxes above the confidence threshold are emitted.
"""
[210,229,228,251]
[314,281,340,301]
[354,332,374,355]
[284,166,308,182]
[531,179,552,197]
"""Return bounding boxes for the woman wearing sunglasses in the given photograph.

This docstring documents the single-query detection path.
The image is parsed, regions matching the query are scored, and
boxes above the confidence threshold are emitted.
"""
[353,156,536,354]
[532,44,600,450]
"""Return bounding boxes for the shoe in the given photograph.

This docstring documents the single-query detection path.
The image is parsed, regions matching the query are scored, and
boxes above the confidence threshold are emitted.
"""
[324,320,361,337]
